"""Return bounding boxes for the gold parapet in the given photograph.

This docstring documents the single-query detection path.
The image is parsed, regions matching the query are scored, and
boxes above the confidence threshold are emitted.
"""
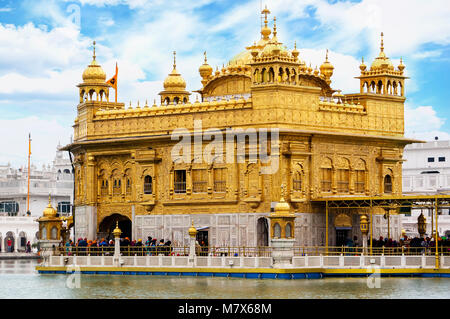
[94,97,252,120]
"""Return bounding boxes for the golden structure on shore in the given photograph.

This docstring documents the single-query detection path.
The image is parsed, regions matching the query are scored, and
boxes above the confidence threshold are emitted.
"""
[62,6,416,247]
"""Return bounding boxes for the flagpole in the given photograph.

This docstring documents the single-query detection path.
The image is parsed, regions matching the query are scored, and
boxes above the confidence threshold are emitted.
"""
[27,133,31,216]
[115,62,118,103]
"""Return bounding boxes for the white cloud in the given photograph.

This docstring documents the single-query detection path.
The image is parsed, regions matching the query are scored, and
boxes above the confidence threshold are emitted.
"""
[404,104,448,141]
[2,0,449,166]
[0,116,72,167]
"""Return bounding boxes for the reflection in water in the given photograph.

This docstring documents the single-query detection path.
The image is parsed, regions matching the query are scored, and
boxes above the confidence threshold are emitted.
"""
[0,260,449,299]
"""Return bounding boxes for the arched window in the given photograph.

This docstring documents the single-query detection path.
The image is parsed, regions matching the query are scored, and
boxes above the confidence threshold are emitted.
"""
[285,223,292,238]
[101,179,108,196]
[51,227,58,240]
[355,169,365,193]
[41,227,47,240]
[126,178,132,195]
[173,97,180,105]
[377,80,383,94]
[113,179,121,195]
[274,223,281,238]
[321,158,333,193]
[337,169,350,193]
[384,175,393,194]
[144,175,152,194]
[293,171,302,191]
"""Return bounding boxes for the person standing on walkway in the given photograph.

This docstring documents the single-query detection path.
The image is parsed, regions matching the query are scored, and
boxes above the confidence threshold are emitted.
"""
[7,239,12,253]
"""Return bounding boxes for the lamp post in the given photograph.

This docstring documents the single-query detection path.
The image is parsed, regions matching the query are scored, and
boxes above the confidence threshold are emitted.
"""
[360,214,369,254]
[113,221,122,266]
[188,221,197,256]
[417,212,426,238]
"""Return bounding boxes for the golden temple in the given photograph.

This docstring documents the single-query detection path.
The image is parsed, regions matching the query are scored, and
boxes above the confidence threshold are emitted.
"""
[63,6,416,248]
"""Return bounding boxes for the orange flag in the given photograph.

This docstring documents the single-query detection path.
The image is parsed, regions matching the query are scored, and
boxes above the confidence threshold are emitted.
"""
[106,62,118,102]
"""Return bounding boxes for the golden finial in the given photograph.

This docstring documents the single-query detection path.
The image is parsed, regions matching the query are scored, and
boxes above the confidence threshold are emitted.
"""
[204,51,207,64]
[173,51,177,69]
[92,40,96,60]
[325,49,329,62]
[48,194,51,205]
[262,5,270,27]
[380,32,384,52]
[145,99,148,107]
[153,99,157,107]
[137,100,140,108]
[273,16,277,37]
[294,41,297,49]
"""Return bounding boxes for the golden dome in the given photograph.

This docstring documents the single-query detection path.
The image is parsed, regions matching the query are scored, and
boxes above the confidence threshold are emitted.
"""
[291,41,299,60]
[82,41,106,83]
[359,57,367,72]
[199,51,213,79]
[320,50,334,75]
[371,55,394,71]
[398,57,405,72]
[370,32,394,71]
[163,51,187,92]
[273,196,292,216]
[43,195,57,218]
[229,49,254,66]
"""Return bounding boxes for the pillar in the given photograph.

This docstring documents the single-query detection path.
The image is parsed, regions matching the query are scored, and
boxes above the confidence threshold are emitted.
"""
[188,221,197,258]
[113,221,122,266]
[188,220,197,266]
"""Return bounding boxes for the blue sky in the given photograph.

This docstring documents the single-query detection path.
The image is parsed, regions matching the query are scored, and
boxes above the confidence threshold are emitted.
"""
[0,0,450,167]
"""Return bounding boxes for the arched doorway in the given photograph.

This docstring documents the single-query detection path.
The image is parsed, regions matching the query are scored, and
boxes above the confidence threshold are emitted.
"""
[4,232,15,253]
[334,213,352,246]
[98,214,132,241]
[18,231,26,252]
[257,217,269,247]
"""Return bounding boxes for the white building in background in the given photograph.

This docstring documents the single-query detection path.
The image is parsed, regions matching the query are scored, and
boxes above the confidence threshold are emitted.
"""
[402,139,450,238]
[0,145,73,252]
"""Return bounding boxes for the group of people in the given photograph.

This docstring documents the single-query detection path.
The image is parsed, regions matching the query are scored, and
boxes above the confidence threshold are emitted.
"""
[343,235,450,255]
[62,236,173,256]
[1,239,32,253]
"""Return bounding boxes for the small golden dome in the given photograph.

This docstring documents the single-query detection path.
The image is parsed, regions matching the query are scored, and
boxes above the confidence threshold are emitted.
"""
[274,196,291,216]
[163,51,187,92]
[320,50,334,75]
[199,51,213,79]
[291,41,299,59]
[112,221,122,238]
[188,220,197,237]
[43,195,57,218]
[359,57,367,72]
[398,57,405,72]
[314,66,319,76]
[370,32,394,71]
[82,41,106,83]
